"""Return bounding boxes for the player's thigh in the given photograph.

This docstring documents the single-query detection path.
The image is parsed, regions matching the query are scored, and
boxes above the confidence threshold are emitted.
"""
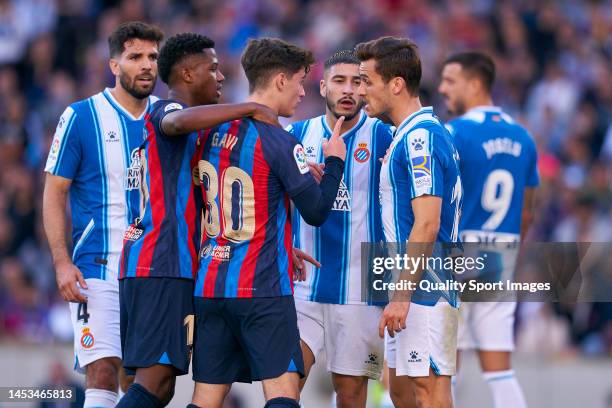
[119,278,194,375]
[192,297,251,385]
[472,301,517,352]
[410,370,452,408]
[85,357,121,390]
[324,303,384,380]
[239,296,304,380]
[391,302,458,378]
[388,367,416,408]
[70,278,121,376]
[295,299,325,376]
[192,382,232,408]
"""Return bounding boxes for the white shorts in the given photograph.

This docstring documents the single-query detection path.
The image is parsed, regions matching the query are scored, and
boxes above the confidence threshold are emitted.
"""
[69,278,121,373]
[296,299,384,379]
[386,302,458,377]
[458,301,516,351]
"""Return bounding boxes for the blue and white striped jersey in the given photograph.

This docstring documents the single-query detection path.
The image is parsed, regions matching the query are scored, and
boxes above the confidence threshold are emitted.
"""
[380,107,462,307]
[447,106,539,243]
[287,112,393,305]
[45,88,158,282]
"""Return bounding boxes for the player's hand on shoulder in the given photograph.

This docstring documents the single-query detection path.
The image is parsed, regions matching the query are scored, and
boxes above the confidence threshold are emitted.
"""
[55,260,88,303]
[250,102,280,127]
[322,116,346,161]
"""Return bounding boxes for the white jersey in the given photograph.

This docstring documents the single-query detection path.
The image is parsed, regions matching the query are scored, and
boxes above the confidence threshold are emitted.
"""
[287,112,393,304]
[45,88,158,282]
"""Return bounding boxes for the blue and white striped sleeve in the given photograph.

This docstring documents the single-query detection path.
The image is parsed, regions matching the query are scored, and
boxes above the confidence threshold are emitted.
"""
[44,106,81,179]
[404,128,443,199]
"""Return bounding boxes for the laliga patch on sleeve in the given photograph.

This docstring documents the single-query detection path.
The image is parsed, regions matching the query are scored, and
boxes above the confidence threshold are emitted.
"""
[293,144,309,174]
[164,102,183,113]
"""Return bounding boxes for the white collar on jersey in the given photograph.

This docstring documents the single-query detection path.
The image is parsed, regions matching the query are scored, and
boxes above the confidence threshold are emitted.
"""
[103,88,151,121]
[466,105,502,114]
[394,106,435,137]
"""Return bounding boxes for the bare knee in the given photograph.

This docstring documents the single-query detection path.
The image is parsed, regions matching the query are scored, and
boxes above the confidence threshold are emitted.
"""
[134,365,177,404]
[333,376,367,408]
[86,358,121,391]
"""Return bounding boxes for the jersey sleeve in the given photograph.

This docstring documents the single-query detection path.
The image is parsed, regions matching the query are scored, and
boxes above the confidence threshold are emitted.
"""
[149,100,186,138]
[404,128,444,199]
[44,106,81,179]
[525,135,540,187]
[258,122,316,197]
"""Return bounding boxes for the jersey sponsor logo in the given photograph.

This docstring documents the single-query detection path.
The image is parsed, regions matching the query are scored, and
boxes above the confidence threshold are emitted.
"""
[332,178,351,211]
[50,137,60,156]
[164,102,183,112]
[123,224,144,241]
[200,243,232,261]
[125,148,141,190]
[294,144,309,174]
[481,137,522,159]
[80,327,94,349]
[105,130,119,143]
[412,156,432,189]
[354,142,371,163]
[211,131,239,150]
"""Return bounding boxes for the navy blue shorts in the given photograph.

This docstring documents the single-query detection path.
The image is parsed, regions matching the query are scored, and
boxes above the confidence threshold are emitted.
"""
[193,295,304,384]
[119,278,194,375]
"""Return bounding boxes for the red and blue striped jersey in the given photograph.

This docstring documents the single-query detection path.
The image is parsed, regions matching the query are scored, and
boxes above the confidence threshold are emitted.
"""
[119,99,202,279]
[195,118,316,298]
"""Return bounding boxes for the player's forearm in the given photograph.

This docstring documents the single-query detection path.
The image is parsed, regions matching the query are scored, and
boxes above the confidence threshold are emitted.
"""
[42,181,72,266]
[293,156,344,226]
[520,211,533,241]
[162,102,260,135]
[393,221,439,302]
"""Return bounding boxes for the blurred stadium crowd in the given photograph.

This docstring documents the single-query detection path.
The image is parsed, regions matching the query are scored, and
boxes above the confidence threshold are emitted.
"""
[0,0,610,357]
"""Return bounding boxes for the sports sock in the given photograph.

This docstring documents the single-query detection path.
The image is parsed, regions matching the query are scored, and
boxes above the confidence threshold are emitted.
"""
[115,383,161,408]
[84,388,118,407]
[264,397,301,408]
[483,370,527,408]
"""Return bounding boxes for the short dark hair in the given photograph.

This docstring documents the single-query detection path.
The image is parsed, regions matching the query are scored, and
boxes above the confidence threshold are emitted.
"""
[107,21,163,57]
[324,50,360,71]
[241,38,315,93]
[355,36,421,96]
[444,52,496,92]
[157,33,215,85]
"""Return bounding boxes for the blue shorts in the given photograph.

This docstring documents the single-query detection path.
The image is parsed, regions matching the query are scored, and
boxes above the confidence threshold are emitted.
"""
[119,278,194,375]
[193,295,304,384]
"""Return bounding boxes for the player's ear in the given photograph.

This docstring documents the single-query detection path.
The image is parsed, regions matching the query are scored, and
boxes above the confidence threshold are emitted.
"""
[182,67,194,84]
[275,72,286,92]
[109,58,120,76]
[390,76,405,96]
[320,78,326,98]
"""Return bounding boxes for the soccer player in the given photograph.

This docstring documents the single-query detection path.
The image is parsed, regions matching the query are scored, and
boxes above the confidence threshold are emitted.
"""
[286,50,393,408]
[439,52,538,408]
[356,37,463,408]
[117,33,280,408]
[42,21,163,408]
[189,38,346,408]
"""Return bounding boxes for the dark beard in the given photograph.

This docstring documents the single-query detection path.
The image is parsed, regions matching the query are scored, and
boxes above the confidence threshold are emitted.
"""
[326,97,364,122]
[120,73,154,99]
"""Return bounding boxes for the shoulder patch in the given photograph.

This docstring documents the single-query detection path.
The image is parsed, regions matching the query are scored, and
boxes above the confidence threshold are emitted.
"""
[164,102,183,113]
[407,128,430,158]
[293,144,309,174]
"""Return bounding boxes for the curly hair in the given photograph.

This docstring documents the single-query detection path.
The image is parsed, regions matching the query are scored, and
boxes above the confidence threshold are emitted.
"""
[241,38,314,93]
[157,33,215,85]
[107,21,163,57]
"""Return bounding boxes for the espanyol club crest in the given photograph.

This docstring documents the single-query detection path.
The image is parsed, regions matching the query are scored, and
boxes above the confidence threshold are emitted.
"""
[80,327,95,349]
[353,143,370,163]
